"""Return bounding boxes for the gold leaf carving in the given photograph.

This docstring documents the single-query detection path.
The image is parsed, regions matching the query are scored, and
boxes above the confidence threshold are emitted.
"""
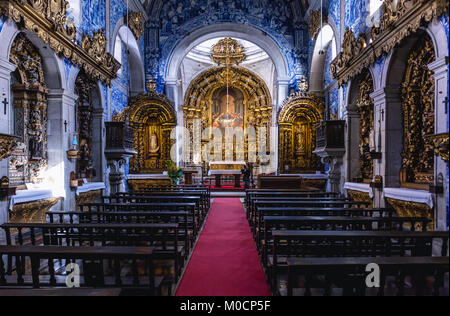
[331,0,448,86]
[0,0,120,86]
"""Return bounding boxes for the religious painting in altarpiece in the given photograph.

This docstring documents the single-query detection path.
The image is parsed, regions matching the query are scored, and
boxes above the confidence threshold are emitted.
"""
[400,35,435,189]
[9,33,48,185]
[113,92,177,174]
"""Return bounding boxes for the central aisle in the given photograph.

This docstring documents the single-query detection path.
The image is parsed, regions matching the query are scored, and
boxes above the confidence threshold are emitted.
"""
[176,198,271,296]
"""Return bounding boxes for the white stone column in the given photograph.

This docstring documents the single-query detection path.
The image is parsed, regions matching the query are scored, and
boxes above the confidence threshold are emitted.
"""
[370,87,402,208]
[272,78,290,174]
[276,78,290,108]
[92,108,107,184]
[429,56,449,231]
[0,58,16,226]
[343,109,360,183]
[47,89,78,211]
[166,77,183,166]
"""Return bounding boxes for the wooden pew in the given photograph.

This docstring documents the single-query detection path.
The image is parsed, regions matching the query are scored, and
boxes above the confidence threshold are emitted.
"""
[286,257,449,296]
[247,197,352,224]
[0,246,160,295]
[115,190,210,213]
[269,230,449,292]
[78,202,199,236]
[249,200,373,231]
[47,210,192,253]
[105,195,207,222]
[245,190,341,216]
[254,207,394,251]
[1,223,184,282]
[134,185,211,198]
[261,216,432,266]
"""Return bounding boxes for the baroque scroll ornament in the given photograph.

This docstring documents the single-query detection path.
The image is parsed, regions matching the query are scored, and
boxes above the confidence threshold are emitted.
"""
[330,0,448,86]
[127,11,144,40]
[308,9,327,39]
[0,0,120,85]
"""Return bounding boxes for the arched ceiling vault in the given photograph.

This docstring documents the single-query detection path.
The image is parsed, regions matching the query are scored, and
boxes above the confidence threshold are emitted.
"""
[148,0,307,22]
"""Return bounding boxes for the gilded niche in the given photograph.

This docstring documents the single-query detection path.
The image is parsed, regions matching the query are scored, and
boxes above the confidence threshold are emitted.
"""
[278,92,324,174]
[330,0,448,86]
[356,71,375,180]
[113,93,177,173]
[9,33,49,184]
[401,35,435,186]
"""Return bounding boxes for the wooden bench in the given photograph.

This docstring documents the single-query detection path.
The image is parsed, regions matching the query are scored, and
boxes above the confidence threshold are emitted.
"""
[254,207,394,249]
[261,216,432,265]
[249,200,373,230]
[286,257,449,296]
[1,223,184,282]
[115,191,211,213]
[47,210,192,254]
[245,191,341,214]
[78,202,199,236]
[105,195,207,222]
[0,246,160,295]
[133,185,210,197]
[269,230,449,292]
[247,197,352,223]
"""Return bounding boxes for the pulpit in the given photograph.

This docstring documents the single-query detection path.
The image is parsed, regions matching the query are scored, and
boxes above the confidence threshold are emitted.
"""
[208,161,246,188]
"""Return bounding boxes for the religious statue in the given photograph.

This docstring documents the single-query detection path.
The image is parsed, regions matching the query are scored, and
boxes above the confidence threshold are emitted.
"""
[80,142,90,161]
[29,134,43,160]
[149,131,160,154]
[296,126,307,153]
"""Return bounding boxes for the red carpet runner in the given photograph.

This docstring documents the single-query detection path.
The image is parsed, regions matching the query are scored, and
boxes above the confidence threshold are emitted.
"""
[176,198,271,296]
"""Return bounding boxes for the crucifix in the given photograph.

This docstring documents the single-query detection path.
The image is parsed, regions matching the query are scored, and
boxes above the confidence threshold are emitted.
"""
[64,120,68,133]
[2,97,8,115]
[380,109,385,122]
[444,97,448,115]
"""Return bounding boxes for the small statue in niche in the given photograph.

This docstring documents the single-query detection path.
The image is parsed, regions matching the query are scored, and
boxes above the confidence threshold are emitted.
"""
[149,131,160,154]
[79,142,90,161]
[296,128,306,153]
[29,134,43,160]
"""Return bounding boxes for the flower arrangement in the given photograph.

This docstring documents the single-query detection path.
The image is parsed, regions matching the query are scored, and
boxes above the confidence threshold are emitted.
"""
[165,160,183,184]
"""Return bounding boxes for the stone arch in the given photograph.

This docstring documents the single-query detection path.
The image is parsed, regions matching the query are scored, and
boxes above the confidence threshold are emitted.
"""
[1,19,71,209]
[165,23,290,88]
[111,19,145,96]
[344,70,376,182]
[309,24,338,92]
[277,92,324,174]
[381,28,439,187]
